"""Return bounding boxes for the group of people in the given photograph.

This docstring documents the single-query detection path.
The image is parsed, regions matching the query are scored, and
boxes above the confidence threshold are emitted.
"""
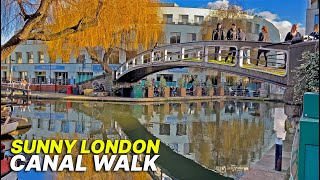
[212,23,248,64]
[212,22,319,67]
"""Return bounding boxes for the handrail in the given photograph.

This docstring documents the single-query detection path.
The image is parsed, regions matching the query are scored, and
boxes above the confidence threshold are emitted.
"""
[115,41,290,82]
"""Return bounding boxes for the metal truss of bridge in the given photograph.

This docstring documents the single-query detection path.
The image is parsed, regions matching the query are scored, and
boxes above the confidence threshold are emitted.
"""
[114,40,318,87]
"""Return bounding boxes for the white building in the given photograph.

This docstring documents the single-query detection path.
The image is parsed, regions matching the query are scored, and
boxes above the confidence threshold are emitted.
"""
[306,0,319,34]
[1,3,280,88]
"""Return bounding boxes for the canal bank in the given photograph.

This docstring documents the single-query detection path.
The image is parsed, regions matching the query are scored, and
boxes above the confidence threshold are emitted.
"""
[1,91,283,103]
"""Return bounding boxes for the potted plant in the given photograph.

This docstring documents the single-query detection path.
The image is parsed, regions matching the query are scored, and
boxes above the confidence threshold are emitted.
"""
[160,75,170,97]
[193,79,202,96]
[206,79,214,96]
[145,79,154,97]
[177,78,186,97]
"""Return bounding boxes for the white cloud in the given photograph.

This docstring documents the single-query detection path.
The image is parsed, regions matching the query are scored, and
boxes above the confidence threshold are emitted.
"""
[257,11,278,21]
[208,1,229,10]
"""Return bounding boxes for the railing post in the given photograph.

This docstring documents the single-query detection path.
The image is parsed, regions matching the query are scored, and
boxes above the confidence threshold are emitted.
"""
[181,47,185,60]
[239,49,244,67]
[164,49,168,61]
[132,59,136,67]
[246,49,251,64]
[218,48,222,61]
[197,51,201,60]
[120,67,123,75]
[151,52,154,63]
[204,46,208,62]
[126,63,129,71]
[140,55,144,65]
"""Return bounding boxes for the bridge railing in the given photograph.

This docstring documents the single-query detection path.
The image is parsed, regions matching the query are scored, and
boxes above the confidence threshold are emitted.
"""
[116,41,289,81]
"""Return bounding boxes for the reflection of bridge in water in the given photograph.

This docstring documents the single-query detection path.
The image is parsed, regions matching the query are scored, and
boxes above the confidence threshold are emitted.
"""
[136,101,279,178]
[74,101,283,179]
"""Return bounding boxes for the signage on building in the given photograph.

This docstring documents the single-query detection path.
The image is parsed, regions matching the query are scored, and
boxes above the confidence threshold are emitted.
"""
[1,66,7,70]
[34,65,65,70]
[167,68,189,73]
[92,64,120,72]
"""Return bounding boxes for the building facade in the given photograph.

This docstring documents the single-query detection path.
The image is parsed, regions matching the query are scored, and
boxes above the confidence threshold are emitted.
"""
[1,3,281,88]
[306,0,319,35]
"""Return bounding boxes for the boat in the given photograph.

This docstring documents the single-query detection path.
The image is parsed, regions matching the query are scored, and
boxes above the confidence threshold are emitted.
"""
[1,143,17,180]
[1,105,31,135]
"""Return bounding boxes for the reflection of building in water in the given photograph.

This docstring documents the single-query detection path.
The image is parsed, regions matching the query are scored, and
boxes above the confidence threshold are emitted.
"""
[137,101,277,178]
[13,102,103,140]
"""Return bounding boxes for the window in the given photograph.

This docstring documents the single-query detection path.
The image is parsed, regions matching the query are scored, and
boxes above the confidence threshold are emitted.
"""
[163,14,173,24]
[27,52,34,63]
[194,15,204,24]
[179,15,189,24]
[55,72,68,85]
[156,74,173,82]
[246,22,252,33]
[19,72,28,81]
[35,72,47,84]
[16,52,22,63]
[76,54,85,64]
[187,33,197,42]
[315,14,319,26]
[176,124,187,136]
[38,52,45,63]
[159,124,170,135]
[170,32,181,44]
[255,24,260,34]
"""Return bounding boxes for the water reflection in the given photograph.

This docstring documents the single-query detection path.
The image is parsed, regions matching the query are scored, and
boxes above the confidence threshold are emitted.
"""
[11,100,284,179]
[137,101,277,179]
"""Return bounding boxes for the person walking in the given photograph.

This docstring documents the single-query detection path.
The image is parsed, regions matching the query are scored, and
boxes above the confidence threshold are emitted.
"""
[225,23,238,63]
[309,24,319,40]
[256,26,270,67]
[284,24,302,42]
[212,23,225,60]
[238,28,246,41]
[152,42,161,61]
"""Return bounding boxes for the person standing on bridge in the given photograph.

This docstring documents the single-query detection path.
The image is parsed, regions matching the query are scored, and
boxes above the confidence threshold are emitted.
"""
[225,23,238,63]
[256,26,270,67]
[309,24,319,40]
[212,23,225,60]
[284,24,302,42]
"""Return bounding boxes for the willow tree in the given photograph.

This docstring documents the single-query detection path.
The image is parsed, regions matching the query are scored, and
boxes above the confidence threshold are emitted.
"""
[1,0,163,73]
[201,3,248,41]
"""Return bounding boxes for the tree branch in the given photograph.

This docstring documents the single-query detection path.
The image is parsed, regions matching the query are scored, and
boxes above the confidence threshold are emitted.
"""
[28,0,103,41]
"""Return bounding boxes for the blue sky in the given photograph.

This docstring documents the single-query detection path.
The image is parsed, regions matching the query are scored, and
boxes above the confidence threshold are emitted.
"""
[161,0,308,40]
[161,0,307,26]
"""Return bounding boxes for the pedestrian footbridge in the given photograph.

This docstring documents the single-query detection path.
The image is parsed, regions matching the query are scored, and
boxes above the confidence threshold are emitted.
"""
[114,40,317,87]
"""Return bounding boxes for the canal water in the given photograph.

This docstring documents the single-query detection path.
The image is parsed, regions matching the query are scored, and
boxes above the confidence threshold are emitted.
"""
[10,100,286,180]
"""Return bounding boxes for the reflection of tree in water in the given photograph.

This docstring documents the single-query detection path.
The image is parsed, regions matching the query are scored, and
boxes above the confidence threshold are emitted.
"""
[188,102,265,177]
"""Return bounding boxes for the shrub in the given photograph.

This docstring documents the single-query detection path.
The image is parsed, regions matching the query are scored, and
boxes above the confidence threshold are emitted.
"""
[293,50,319,103]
